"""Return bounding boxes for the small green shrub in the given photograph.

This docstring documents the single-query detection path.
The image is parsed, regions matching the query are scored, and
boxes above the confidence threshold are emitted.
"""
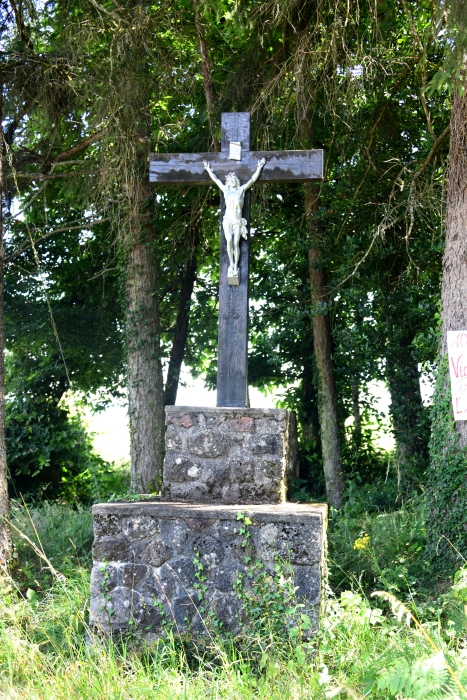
[6,376,130,504]
[376,655,466,699]
[328,491,427,595]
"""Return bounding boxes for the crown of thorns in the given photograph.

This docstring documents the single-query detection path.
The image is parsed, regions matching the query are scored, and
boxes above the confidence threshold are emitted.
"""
[226,172,240,182]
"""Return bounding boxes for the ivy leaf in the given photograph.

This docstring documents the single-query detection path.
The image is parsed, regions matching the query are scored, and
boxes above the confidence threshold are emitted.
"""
[295,646,306,665]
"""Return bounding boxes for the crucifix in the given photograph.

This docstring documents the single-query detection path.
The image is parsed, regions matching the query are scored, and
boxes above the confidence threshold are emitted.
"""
[150,112,323,408]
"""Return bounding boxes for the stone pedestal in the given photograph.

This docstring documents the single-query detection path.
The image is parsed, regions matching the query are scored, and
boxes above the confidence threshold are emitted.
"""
[90,406,327,642]
[163,407,298,504]
[90,501,327,640]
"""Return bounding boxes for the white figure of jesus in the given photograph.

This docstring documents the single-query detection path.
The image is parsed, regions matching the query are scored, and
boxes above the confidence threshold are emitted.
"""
[203,158,266,282]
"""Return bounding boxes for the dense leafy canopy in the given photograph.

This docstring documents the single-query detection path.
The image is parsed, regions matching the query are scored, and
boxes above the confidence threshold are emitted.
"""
[0,0,456,526]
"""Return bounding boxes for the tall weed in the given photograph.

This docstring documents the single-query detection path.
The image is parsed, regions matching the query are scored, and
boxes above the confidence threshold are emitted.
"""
[10,500,93,588]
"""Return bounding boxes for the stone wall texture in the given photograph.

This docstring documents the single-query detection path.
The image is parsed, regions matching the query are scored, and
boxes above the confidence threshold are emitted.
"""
[90,502,327,642]
[162,407,298,504]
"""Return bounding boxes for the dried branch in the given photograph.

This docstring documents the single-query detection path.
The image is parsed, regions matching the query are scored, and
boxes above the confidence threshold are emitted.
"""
[331,122,450,293]
[86,265,118,281]
[413,123,451,180]
[331,212,405,293]
[331,228,382,292]
[7,180,49,221]
[2,130,105,176]
[53,129,107,162]
[6,518,66,583]
[8,171,86,180]
[6,218,109,262]
[336,52,436,242]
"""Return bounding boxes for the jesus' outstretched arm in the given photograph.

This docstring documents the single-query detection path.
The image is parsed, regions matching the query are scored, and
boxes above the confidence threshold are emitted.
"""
[203,161,226,193]
[243,158,266,190]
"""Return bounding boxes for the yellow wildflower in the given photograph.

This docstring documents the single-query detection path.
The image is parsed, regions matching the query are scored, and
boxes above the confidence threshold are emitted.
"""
[354,534,370,551]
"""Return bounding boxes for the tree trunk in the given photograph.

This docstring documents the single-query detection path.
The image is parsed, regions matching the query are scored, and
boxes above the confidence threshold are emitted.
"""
[308,239,345,507]
[126,178,165,494]
[441,91,467,446]
[164,224,199,405]
[350,372,362,449]
[294,25,343,506]
[298,108,344,507]
[425,90,467,570]
[0,88,11,565]
[299,352,320,444]
[298,351,321,482]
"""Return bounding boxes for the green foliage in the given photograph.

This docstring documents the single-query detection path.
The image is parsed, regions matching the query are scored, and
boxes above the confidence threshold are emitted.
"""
[0,0,463,691]
[6,385,129,503]
[425,359,467,575]
[193,546,208,603]
[376,655,462,699]
[328,486,428,595]
[451,567,467,608]
[344,476,401,515]
[192,546,224,633]
[7,399,90,501]
[430,0,467,94]
[0,0,449,509]
[341,430,393,487]
[4,183,126,501]
[1,502,467,698]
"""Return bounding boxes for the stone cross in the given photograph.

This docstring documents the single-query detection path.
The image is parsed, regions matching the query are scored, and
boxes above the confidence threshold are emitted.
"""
[150,113,323,408]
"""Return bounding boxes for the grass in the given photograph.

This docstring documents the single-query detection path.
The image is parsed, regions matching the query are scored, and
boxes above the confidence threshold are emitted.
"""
[0,500,466,699]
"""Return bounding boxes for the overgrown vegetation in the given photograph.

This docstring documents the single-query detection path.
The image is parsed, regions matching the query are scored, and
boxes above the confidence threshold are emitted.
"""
[1,499,467,699]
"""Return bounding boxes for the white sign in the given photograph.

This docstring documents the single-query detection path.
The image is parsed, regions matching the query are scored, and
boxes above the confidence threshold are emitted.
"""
[447,330,467,419]
[229,141,242,161]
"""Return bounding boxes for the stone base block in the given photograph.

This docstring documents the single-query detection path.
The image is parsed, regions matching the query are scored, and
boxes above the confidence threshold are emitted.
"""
[90,501,327,641]
[162,407,298,504]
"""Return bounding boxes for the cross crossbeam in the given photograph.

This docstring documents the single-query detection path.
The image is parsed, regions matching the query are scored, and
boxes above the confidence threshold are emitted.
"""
[149,113,324,408]
[149,149,323,185]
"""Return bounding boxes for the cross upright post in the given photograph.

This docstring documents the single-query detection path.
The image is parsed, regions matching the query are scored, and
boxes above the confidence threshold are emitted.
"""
[149,113,323,408]
[217,112,251,407]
